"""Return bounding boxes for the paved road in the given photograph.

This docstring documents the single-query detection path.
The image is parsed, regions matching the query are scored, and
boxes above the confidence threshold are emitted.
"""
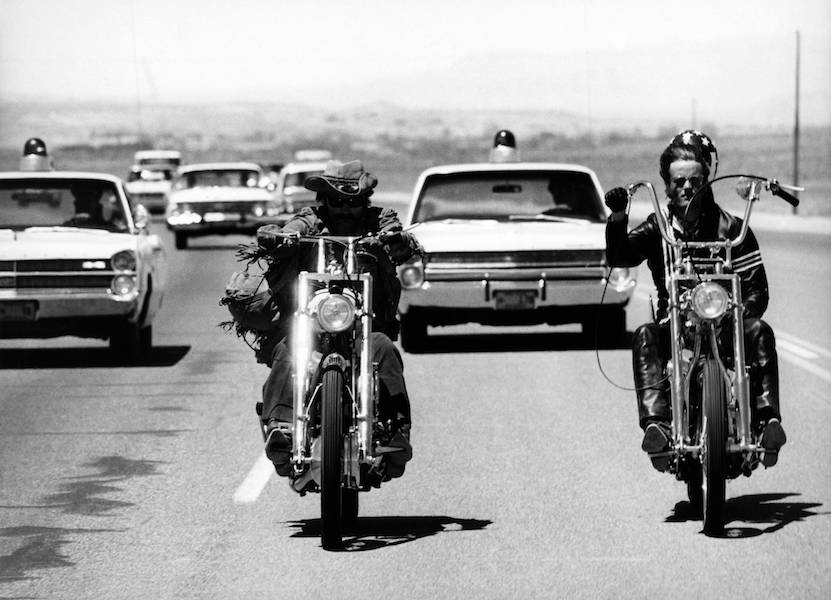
[1,210,829,599]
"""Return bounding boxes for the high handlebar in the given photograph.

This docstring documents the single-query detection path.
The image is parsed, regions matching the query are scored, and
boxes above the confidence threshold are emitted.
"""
[627,175,804,249]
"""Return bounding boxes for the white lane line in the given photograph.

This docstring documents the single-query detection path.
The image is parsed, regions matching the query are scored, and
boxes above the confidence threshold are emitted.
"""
[778,351,831,384]
[777,330,831,359]
[777,338,819,360]
[233,453,274,504]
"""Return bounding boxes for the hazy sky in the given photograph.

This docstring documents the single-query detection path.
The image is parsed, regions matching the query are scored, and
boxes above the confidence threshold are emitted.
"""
[2,0,829,125]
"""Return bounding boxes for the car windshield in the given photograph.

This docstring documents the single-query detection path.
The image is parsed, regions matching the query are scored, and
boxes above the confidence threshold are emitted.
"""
[0,178,129,232]
[175,169,261,189]
[413,170,606,223]
[283,170,324,188]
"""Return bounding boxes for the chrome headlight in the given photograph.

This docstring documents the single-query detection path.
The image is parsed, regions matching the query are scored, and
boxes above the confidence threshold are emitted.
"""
[605,267,636,292]
[111,250,137,271]
[110,274,137,296]
[314,293,356,332]
[399,262,424,289]
[691,282,730,320]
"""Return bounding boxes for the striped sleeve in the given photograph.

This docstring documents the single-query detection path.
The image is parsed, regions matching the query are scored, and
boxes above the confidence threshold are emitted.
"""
[733,248,763,273]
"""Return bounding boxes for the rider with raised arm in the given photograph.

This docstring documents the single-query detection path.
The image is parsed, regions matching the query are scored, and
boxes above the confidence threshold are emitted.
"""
[604,130,786,470]
[255,159,422,480]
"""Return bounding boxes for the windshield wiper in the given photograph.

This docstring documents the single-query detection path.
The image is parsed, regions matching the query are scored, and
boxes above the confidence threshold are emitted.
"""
[507,214,592,224]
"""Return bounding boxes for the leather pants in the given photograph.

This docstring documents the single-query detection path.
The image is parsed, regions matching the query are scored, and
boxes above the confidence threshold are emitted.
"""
[632,317,780,429]
[261,331,411,424]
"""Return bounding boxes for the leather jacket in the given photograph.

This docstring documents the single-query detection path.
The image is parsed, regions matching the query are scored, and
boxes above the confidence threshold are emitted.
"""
[257,205,423,340]
[605,201,769,321]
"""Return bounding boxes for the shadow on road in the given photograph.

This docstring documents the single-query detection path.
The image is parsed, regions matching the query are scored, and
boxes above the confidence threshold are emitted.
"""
[286,515,492,552]
[0,456,163,583]
[666,492,826,537]
[405,331,632,354]
[0,345,190,369]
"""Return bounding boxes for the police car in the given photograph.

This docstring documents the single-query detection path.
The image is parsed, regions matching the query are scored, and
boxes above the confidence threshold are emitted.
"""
[396,131,637,352]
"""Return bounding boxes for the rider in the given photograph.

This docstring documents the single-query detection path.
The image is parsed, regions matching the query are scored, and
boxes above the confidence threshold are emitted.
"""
[255,159,422,480]
[19,137,54,171]
[604,130,787,470]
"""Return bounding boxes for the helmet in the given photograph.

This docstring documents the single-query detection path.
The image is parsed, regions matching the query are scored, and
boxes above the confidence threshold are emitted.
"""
[493,129,516,148]
[669,129,718,178]
[490,129,519,162]
[22,137,48,156]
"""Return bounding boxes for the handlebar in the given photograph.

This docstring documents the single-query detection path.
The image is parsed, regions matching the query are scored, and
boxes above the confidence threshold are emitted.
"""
[627,174,804,249]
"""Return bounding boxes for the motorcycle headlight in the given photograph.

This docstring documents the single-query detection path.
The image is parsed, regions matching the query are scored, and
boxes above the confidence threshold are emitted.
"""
[691,282,729,320]
[315,293,355,332]
[399,262,424,289]
[111,250,137,271]
[110,274,137,296]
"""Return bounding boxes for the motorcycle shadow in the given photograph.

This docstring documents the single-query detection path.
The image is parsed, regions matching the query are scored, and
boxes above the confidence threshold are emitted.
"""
[409,331,632,354]
[0,345,191,369]
[286,515,492,552]
[666,492,825,538]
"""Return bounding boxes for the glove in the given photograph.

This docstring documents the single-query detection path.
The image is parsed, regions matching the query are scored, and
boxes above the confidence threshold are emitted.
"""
[381,231,410,262]
[604,187,629,213]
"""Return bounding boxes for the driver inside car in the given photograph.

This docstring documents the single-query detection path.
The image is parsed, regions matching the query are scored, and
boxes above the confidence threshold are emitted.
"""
[253,159,423,484]
[603,130,786,471]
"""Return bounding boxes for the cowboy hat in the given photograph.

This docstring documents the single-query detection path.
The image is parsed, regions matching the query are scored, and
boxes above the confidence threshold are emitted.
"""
[304,160,378,198]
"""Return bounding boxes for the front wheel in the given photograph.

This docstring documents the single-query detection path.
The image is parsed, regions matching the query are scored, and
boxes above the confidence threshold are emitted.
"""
[320,367,345,550]
[701,359,727,535]
[175,231,188,250]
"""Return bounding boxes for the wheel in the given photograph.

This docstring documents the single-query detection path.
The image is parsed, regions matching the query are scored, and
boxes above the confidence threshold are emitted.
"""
[109,322,142,362]
[399,312,427,353]
[701,359,727,535]
[320,366,345,550]
[140,324,153,356]
[341,488,359,526]
[175,231,188,250]
[585,307,627,348]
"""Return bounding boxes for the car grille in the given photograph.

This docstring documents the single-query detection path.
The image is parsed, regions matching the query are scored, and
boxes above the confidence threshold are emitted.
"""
[0,259,115,290]
[426,249,605,269]
[191,201,266,214]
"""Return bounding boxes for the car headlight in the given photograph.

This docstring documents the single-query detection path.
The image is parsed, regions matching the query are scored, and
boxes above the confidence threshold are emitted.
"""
[314,293,356,332]
[691,282,730,320]
[110,274,137,296]
[111,250,137,271]
[605,267,636,292]
[399,262,424,289]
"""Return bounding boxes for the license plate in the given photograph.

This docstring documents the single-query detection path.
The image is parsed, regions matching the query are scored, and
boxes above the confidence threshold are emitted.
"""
[493,290,536,310]
[0,300,39,321]
[204,212,240,222]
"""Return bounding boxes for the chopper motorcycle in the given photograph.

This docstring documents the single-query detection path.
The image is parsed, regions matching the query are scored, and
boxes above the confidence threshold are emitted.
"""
[625,174,802,534]
[259,230,411,549]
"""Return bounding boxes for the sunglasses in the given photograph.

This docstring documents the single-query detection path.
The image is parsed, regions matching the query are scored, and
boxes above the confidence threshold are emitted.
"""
[325,195,366,208]
[672,176,705,188]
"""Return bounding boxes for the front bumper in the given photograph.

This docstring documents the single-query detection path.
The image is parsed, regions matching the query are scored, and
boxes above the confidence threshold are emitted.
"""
[166,215,283,236]
[0,290,140,339]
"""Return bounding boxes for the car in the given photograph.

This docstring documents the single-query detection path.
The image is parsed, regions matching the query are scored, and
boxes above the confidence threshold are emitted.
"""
[0,170,168,361]
[165,162,282,249]
[125,150,181,214]
[273,160,328,216]
[395,142,637,352]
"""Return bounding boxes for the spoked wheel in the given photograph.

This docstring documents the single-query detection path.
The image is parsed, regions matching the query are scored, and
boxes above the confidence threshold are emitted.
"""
[701,359,727,535]
[320,367,345,550]
[341,488,359,527]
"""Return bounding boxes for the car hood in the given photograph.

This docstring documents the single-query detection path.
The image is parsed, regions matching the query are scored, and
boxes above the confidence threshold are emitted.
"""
[169,187,273,203]
[126,180,171,193]
[0,229,136,259]
[411,220,607,253]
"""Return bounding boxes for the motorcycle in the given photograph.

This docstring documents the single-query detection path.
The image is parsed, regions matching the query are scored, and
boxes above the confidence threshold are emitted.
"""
[259,230,408,549]
[626,174,802,534]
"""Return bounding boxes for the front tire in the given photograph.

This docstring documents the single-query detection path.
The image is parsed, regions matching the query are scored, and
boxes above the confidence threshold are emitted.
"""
[701,359,727,535]
[399,312,428,353]
[175,231,188,250]
[110,322,149,363]
[320,367,345,550]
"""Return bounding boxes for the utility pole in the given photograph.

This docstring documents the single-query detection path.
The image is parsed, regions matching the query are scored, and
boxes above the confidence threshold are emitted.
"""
[792,30,801,215]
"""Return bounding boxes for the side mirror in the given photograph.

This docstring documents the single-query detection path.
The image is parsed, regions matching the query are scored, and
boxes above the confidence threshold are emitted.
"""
[134,204,150,230]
